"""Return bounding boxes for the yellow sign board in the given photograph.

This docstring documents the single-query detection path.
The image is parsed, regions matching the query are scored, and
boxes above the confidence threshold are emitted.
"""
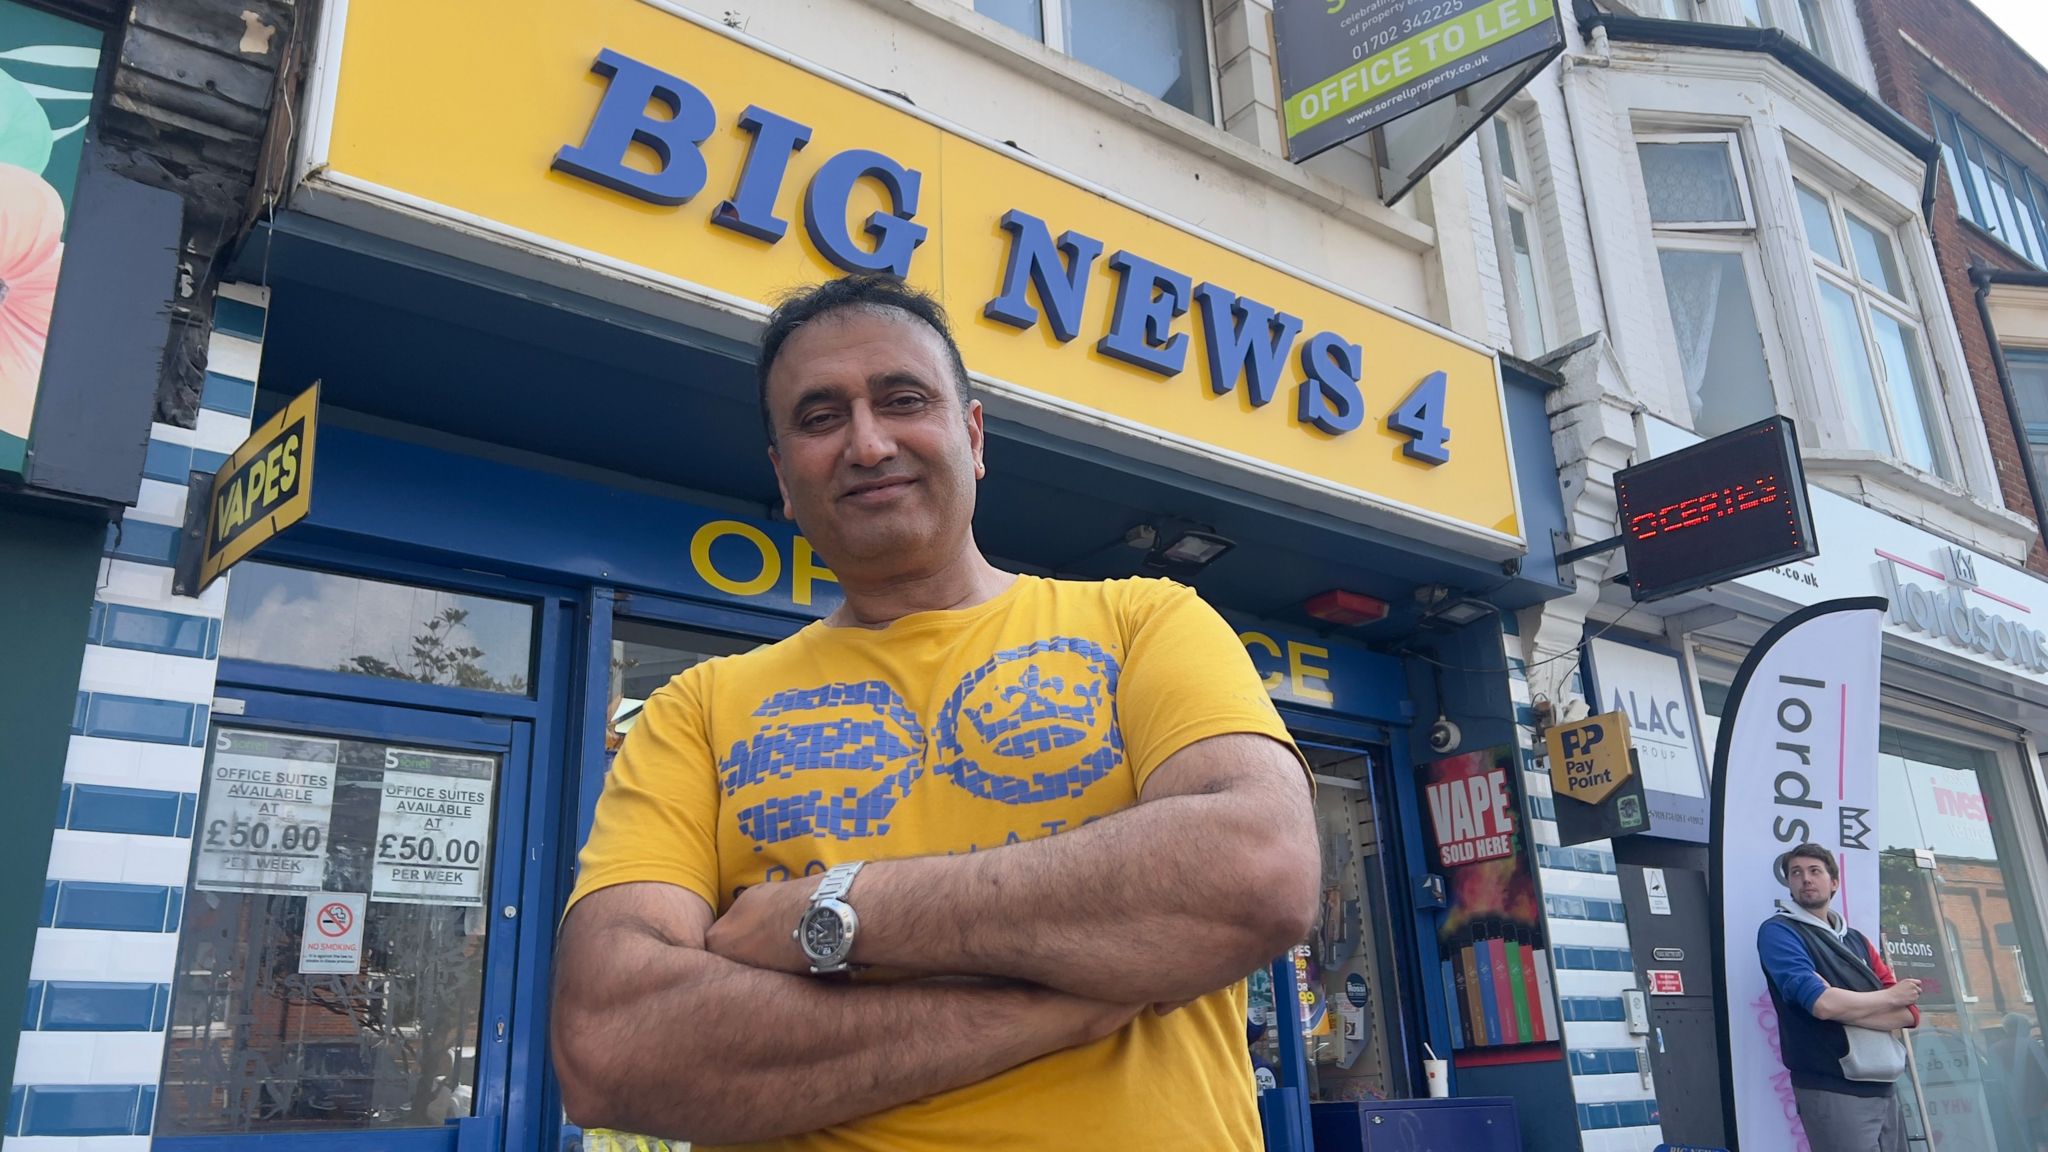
[1545,711,1635,804]
[309,0,1522,550]
[198,383,318,592]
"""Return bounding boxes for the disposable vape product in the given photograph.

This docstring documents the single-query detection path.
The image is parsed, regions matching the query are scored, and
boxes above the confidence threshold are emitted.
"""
[1530,932,1560,1042]
[1504,926,1532,1044]
[1486,922,1513,1046]
[1474,923,1502,1046]
[1517,927,1545,1043]
[1460,928,1485,1048]
[1443,954,1466,1049]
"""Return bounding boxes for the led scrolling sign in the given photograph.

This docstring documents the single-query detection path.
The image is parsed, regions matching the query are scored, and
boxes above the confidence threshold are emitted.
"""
[1613,417,1818,602]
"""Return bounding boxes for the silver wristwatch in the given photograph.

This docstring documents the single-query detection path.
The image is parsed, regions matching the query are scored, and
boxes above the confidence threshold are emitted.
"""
[794,861,865,975]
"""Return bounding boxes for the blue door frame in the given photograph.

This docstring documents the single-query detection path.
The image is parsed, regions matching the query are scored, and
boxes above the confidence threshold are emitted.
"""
[155,686,531,1152]
[166,539,585,1152]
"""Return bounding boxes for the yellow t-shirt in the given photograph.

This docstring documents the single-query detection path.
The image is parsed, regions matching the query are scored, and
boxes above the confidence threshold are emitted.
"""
[568,574,1301,1152]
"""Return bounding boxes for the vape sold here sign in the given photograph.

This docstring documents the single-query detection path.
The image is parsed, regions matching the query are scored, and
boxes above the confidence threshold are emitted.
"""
[1423,752,1518,867]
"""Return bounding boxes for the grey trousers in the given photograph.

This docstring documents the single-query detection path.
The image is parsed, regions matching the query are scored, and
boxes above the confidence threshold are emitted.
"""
[1793,1086,1906,1152]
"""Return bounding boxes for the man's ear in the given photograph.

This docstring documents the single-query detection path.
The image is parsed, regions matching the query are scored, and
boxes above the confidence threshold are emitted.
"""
[768,446,795,520]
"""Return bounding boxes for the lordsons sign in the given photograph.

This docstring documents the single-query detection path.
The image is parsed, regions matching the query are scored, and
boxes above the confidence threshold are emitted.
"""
[301,0,1524,551]
[1877,550,2048,673]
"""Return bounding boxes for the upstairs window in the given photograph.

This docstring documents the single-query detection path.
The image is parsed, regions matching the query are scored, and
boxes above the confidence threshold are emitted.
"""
[1494,113,1556,355]
[976,0,1216,122]
[2007,349,2048,514]
[1796,180,1952,479]
[1931,99,2048,268]
[1639,133,1778,437]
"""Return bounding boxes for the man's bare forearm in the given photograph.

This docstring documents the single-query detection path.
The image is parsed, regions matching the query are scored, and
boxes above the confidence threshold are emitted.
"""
[1835,1003,1917,1030]
[554,890,1128,1143]
[844,740,1318,1002]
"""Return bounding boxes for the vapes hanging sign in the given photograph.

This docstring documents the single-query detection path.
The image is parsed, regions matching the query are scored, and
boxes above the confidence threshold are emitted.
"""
[1421,747,1519,869]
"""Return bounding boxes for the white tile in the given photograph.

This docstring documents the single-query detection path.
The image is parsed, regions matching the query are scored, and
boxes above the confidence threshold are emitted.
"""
[121,837,195,886]
[76,649,217,705]
[44,831,128,884]
[1573,1072,1650,1102]
[92,1033,167,1084]
[1554,970,1637,998]
[65,738,205,794]
[1562,1020,1638,1048]
[207,334,263,380]
[5,1137,83,1152]
[97,561,174,605]
[77,1139,151,1152]
[13,1032,95,1082]
[133,478,188,523]
[1612,1125,1664,1152]
[30,931,178,983]
[1546,920,1631,949]
[192,410,252,455]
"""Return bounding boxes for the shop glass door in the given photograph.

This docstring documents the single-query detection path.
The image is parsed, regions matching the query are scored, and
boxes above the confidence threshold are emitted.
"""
[157,561,545,1152]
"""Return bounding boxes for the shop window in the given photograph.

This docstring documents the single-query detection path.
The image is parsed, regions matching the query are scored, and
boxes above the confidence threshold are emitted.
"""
[1875,724,2048,1151]
[2006,349,2048,514]
[1248,741,1400,1101]
[1931,99,2048,268]
[1493,112,1556,356]
[973,0,1216,122]
[1638,134,1778,439]
[1796,179,1954,479]
[606,620,762,754]
[158,729,503,1134]
[222,563,536,695]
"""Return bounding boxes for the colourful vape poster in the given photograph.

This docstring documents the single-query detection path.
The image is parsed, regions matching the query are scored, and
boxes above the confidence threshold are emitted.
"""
[1418,745,1555,1049]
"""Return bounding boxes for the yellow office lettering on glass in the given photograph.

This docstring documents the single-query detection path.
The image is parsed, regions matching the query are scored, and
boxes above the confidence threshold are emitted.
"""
[308,0,1523,552]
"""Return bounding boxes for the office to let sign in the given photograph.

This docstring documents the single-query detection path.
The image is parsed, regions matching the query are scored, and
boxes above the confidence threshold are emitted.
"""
[194,729,338,894]
[371,748,495,907]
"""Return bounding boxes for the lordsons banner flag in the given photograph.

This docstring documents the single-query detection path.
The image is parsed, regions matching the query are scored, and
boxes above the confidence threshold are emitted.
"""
[1710,598,1886,1150]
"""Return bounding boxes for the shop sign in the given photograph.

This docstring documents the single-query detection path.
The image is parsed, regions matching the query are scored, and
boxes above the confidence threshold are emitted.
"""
[1544,710,1632,803]
[1422,745,1557,1050]
[1877,547,2048,674]
[1272,0,1562,198]
[371,748,495,907]
[195,383,319,594]
[1641,416,2048,686]
[0,1,102,478]
[299,892,367,975]
[1585,638,1710,843]
[195,729,338,895]
[1615,417,1817,603]
[1878,852,1955,1008]
[306,0,1522,554]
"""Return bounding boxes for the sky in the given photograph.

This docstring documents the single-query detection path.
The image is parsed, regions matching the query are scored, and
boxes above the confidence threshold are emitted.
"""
[1970,0,2048,70]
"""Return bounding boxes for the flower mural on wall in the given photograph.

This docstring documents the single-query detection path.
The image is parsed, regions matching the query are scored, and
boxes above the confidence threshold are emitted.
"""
[0,161,61,437]
[0,18,100,471]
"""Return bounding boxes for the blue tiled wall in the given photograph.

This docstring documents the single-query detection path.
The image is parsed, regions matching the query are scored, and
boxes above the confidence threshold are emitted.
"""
[1545,895,1629,922]
[86,601,220,659]
[1552,946,1635,972]
[1558,996,1628,1022]
[1567,1047,1643,1075]
[71,692,210,746]
[22,981,170,1031]
[56,783,197,837]
[199,371,256,418]
[104,519,183,567]
[6,1084,157,1136]
[140,439,230,485]
[39,881,184,933]
[1537,844,1618,874]
[1578,1099,1658,1130]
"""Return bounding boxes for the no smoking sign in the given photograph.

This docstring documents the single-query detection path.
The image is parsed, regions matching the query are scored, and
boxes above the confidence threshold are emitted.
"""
[299,891,367,975]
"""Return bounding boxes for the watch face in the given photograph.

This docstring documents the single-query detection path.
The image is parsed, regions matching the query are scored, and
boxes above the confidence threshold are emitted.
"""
[802,905,848,961]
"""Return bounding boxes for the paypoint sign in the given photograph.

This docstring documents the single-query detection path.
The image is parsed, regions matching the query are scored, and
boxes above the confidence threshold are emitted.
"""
[305,0,1523,554]
[1545,711,1634,804]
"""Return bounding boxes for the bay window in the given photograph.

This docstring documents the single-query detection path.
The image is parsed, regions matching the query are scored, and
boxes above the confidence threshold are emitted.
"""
[1494,113,1556,355]
[1639,133,1779,437]
[1795,180,1952,478]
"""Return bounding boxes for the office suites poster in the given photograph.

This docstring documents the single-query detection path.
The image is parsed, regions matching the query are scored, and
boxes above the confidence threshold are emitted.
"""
[1418,744,1559,1048]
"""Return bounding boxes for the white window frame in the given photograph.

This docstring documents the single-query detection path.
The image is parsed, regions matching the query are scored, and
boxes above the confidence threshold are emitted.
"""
[1494,111,1557,355]
[1637,132,1757,232]
[977,0,1223,126]
[1793,176,1957,480]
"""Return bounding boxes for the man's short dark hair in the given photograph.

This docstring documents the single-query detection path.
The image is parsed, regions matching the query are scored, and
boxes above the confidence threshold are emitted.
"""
[755,273,973,444]
[1778,842,1838,881]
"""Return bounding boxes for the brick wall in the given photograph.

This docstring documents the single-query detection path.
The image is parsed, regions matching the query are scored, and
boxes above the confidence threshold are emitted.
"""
[1857,0,2048,574]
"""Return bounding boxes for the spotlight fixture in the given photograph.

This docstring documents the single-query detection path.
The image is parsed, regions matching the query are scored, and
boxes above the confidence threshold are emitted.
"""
[1127,520,1235,573]
[1416,584,1496,628]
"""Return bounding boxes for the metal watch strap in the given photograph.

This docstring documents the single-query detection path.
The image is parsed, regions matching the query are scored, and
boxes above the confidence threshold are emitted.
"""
[813,860,864,904]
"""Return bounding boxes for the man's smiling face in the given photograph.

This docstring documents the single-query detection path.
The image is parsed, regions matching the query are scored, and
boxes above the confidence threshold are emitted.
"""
[764,306,984,580]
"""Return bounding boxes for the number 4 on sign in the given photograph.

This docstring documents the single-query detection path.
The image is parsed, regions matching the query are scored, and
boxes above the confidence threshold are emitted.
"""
[1388,370,1451,465]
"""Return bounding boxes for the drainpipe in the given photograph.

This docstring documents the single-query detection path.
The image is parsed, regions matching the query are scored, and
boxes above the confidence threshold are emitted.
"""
[1972,266,2048,542]
[1477,119,1536,357]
